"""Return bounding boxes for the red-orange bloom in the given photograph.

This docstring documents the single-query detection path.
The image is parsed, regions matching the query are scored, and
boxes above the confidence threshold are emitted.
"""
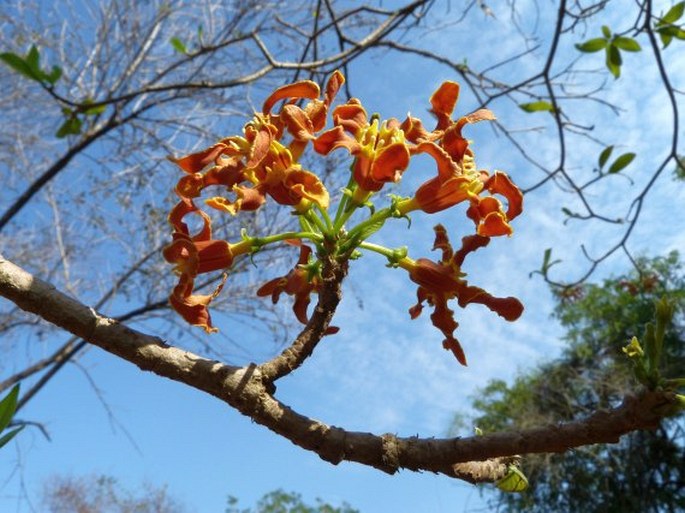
[466,172,523,236]
[400,224,523,365]
[397,142,488,215]
[164,198,248,332]
[256,241,322,326]
[314,98,410,201]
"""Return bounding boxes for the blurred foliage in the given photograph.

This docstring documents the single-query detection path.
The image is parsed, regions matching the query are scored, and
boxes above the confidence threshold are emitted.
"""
[226,489,359,513]
[469,252,685,512]
[43,474,185,513]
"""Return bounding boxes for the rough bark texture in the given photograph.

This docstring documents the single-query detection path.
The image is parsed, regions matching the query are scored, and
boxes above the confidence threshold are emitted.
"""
[0,254,673,484]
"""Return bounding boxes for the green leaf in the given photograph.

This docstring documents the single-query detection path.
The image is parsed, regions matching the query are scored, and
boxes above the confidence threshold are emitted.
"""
[662,1,685,24]
[602,25,612,38]
[575,38,608,52]
[599,145,614,169]
[0,52,39,81]
[496,465,529,493]
[56,116,83,138]
[659,29,674,48]
[531,247,563,278]
[605,44,622,78]
[81,99,106,115]
[44,65,62,84]
[608,152,636,173]
[613,36,642,52]
[518,101,556,113]
[25,45,40,73]
[169,37,188,55]
[0,426,23,449]
[0,385,20,432]
[658,24,685,37]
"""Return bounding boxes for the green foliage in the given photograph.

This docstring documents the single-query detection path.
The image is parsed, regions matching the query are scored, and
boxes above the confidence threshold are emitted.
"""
[674,155,685,181]
[518,101,556,113]
[655,2,685,47]
[170,37,189,55]
[607,152,636,174]
[225,490,359,513]
[529,248,562,279]
[575,27,641,79]
[0,384,23,450]
[0,45,62,84]
[1,44,109,138]
[597,146,636,174]
[470,252,685,512]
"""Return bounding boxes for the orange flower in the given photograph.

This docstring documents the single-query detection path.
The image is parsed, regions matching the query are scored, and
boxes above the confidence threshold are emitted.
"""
[164,198,250,332]
[314,98,410,202]
[399,225,523,365]
[397,142,487,215]
[466,172,523,236]
[256,241,321,326]
[169,72,344,213]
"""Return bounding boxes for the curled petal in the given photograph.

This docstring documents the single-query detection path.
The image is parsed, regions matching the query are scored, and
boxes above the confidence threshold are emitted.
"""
[400,115,433,143]
[163,235,234,275]
[332,99,368,135]
[262,80,320,115]
[441,126,470,162]
[430,81,460,131]
[431,224,453,263]
[369,142,410,185]
[169,273,226,333]
[281,104,316,141]
[168,198,212,240]
[247,126,274,169]
[456,108,497,131]
[467,196,513,237]
[284,170,330,209]
[176,173,204,198]
[478,212,513,237]
[168,144,227,174]
[414,142,459,181]
[484,172,524,221]
[324,70,345,106]
[313,125,360,155]
[205,185,266,215]
[256,243,318,325]
[452,234,490,267]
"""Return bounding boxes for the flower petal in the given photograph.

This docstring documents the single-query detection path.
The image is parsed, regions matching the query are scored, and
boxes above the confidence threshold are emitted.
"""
[369,142,410,184]
[484,172,524,221]
[262,80,320,115]
[168,144,227,174]
[430,81,460,131]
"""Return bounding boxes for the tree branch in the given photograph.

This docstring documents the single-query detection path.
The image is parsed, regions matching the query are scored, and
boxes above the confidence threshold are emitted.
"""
[0,254,674,485]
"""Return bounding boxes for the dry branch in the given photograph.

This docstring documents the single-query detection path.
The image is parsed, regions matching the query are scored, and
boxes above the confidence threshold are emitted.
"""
[0,254,673,484]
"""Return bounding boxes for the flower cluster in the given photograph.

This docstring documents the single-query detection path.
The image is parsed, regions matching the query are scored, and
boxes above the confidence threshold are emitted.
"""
[164,71,524,365]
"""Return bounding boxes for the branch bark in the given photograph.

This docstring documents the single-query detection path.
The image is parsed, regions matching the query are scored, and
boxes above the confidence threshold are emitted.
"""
[0,254,673,484]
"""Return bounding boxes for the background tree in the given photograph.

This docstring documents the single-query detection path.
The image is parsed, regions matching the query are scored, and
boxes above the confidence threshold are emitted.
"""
[226,489,358,513]
[469,252,685,512]
[43,474,185,513]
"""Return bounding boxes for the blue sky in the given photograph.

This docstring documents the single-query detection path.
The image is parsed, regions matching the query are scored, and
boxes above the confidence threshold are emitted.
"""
[1,0,684,511]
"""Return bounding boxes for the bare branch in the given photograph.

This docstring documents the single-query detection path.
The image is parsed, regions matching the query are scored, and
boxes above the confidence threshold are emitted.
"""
[0,254,675,485]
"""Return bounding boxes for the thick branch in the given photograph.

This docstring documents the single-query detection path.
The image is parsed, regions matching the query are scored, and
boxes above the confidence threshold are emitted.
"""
[0,254,672,484]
